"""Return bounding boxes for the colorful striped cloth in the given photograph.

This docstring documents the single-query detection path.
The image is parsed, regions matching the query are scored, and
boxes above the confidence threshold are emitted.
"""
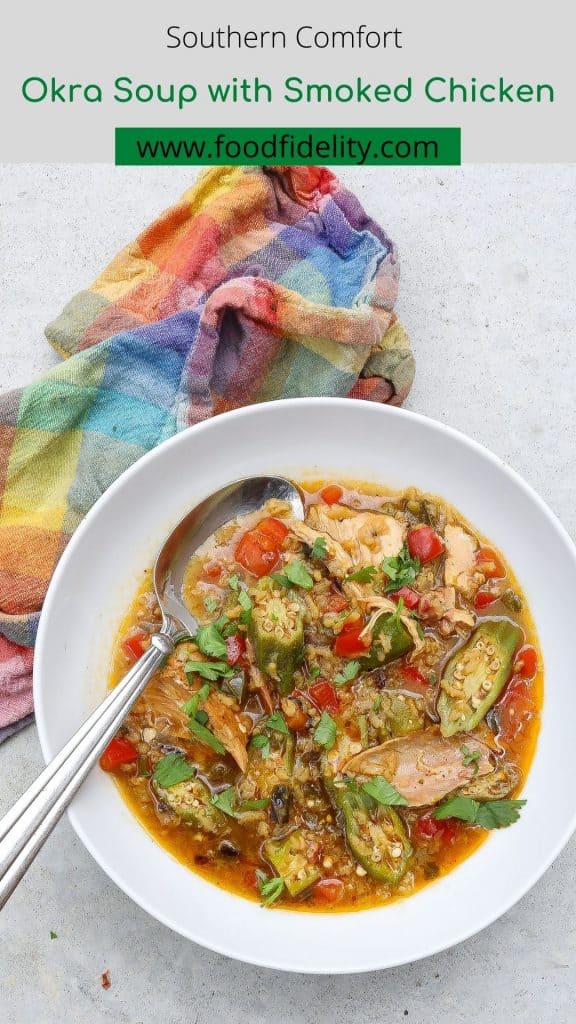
[0,164,414,739]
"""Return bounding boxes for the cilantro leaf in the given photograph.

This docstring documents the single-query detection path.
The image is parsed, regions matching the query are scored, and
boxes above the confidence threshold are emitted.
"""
[185,660,232,682]
[381,546,421,593]
[273,560,314,590]
[256,872,285,907]
[204,596,220,615]
[238,798,270,812]
[50,931,57,940]
[153,753,195,789]
[182,682,211,719]
[308,665,321,681]
[460,744,481,775]
[195,623,227,659]
[362,776,407,807]
[314,711,337,751]
[187,717,226,755]
[228,574,240,592]
[211,786,270,819]
[266,711,289,735]
[433,795,527,829]
[433,795,479,823]
[211,787,237,818]
[346,566,377,584]
[475,800,527,830]
[238,588,252,623]
[311,536,328,559]
[334,660,361,685]
[250,733,271,757]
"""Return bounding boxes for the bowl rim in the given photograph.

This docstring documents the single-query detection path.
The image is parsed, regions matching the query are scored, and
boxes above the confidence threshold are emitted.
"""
[33,398,576,973]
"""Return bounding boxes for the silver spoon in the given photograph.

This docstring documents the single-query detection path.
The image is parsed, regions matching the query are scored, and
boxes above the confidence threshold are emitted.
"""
[0,476,304,910]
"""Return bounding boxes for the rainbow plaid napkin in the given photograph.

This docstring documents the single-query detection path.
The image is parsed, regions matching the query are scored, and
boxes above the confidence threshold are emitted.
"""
[0,164,414,739]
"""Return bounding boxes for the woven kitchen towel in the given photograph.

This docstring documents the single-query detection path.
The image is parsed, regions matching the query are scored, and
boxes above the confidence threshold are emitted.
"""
[0,164,414,736]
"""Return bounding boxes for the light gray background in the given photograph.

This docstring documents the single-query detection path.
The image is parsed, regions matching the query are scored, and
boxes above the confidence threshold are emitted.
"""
[0,164,575,1023]
[2,0,575,161]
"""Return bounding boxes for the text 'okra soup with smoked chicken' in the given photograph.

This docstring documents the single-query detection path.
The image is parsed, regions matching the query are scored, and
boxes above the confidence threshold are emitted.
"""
[101,481,541,912]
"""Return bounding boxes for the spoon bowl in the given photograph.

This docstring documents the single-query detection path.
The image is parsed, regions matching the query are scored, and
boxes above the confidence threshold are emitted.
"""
[155,476,304,637]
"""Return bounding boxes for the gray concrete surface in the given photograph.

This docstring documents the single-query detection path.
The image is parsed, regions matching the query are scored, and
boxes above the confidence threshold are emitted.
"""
[0,164,575,1023]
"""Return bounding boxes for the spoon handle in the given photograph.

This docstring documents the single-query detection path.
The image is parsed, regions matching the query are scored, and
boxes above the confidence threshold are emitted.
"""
[0,632,174,911]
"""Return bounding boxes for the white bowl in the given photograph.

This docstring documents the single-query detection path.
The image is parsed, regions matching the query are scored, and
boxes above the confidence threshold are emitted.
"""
[34,399,576,973]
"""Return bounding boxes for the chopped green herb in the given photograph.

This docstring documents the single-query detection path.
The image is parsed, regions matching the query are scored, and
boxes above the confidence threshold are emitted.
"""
[228,574,240,592]
[334,660,361,685]
[373,694,383,712]
[238,798,270,812]
[362,775,407,807]
[238,588,253,623]
[195,623,227,659]
[182,682,211,719]
[250,733,271,757]
[390,596,406,622]
[381,546,421,593]
[346,565,377,584]
[187,717,226,755]
[272,560,314,590]
[314,711,337,751]
[460,745,481,775]
[153,753,195,789]
[50,931,57,940]
[203,596,220,615]
[308,665,321,681]
[211,787,237,818]
[256,871,285,907]
[185,660,232,682]
[311,536,328,559]
[434,795,527,829]
[475,800,527,829]
[266,710,289,735]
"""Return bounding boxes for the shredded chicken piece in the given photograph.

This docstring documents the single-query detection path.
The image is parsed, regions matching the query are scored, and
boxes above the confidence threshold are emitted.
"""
[444,525,482,599]
[419,585,475,635]
[307,504,405,568]
[287,519,352,578]
[342,728,493,806]
[204,691,248,772]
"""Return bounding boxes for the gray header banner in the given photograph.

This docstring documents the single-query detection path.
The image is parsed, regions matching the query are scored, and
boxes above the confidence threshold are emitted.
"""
[2,0,574,162]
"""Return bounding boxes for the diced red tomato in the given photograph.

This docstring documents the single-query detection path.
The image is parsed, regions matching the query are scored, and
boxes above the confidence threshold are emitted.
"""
[412,812,458,844]
[200,562,223,583]
[326,589,349,613]
[407,526,444,564]
[121,632,148,661]
[391,586,420,610]
[235,529,280,577]
[513,644,538,680]
[400,664,429,689]
[99,736,139,772]
[256,516,289,545]
[226,634,246,666]
[333,622,370,658]
[320,484,343,506]
[313,878,344,902]
[474,588,499,610]
[309,680,339,713]
[475,546,506,579]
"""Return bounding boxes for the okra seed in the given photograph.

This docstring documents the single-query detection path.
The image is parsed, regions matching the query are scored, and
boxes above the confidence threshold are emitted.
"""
[322,856,333,869]
[490,659,501,672]
[390,844,403,858]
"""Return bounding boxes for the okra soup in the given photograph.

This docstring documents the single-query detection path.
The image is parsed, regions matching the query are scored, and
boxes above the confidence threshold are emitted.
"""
[102,481,541,912]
